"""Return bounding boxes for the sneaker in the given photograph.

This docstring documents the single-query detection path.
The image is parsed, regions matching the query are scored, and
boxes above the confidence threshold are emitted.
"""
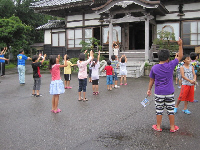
[35,94,42,97]
[178,86,181,89]
[152,125,162,132]
[193,100,198,102]
[93,92,96,95]
[31,94,36,97]
[114,85,120,88]
[170,125,179,133]
[174,108,178,114]
[182,109,191,114]
[95,92,99,95]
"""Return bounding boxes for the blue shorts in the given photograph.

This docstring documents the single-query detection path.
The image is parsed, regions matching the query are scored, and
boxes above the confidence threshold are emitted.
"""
[113,72,118,80]
[106,75,113,85]
[78,78,87,92]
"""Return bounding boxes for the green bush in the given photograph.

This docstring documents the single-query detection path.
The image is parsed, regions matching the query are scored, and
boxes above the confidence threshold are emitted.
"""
[41,60,49,70]
[5,63,17,69]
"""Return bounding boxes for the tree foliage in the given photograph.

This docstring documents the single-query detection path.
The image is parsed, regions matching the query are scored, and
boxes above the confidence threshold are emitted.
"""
[0,0,60,59]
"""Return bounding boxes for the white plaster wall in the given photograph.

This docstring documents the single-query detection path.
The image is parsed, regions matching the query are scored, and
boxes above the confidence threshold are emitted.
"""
[182,11,200,19]
[183,3,200,11]
[44,30,51,44]
[85,20,101,26]
[67,15,82,21]
[85,13,100,19]
[52,29,65,32]
[67,21,83,27]
[165,5,178,12]
[156,13,179,20]
[157,22,180,41]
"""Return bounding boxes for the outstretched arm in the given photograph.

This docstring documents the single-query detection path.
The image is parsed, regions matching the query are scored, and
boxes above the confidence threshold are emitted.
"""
[60,54,68,68]
[97,50,100,62]
[177,37,183,62]
[41,54,46,64]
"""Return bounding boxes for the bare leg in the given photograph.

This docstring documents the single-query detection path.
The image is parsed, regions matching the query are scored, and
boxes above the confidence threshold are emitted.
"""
[52,95,55,110]
[67,81,70,87]
[64,80,67,87]
[78,92,82,100]
[83,92,86,99]
[168,115,175,130]
[124,76,127,84]
[183,101,188,110]
[175,100,181,108]
[156,115,162,130]
[92,85,95,92]
[107,85,109,90]
[115,80,118,86]
[36,90,40,95]
[32,90,35,95]
[179,79,182,87]
[110,85,112,90]
[120,76,123,84]
[54,94,59,111]
[175,78,178,84]
[96,85,99,93]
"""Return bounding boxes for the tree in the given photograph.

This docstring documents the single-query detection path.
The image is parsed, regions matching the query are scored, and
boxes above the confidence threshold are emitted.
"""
[0,0,15,19]
[0,16,31,58]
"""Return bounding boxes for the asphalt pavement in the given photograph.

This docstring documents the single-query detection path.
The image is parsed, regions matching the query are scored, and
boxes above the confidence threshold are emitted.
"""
[0,64,200,150]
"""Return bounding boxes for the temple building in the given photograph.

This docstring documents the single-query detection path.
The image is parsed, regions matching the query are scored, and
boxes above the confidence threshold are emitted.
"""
[30,0,200,76]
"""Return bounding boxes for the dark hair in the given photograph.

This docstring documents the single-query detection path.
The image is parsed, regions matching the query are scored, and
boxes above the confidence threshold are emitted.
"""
[190,52,197,60]
[113,43,117,47]
[32,55,39,62]
[158,49,170,61]
[79,53,85,61]
[107,60,111,65]
[67,55,70,60]
[121,57,125,63]
[91,58,97,67]
[49,55,57,70]
[111,55,116,60]
[182,54,190,61]
[19,49,24,54]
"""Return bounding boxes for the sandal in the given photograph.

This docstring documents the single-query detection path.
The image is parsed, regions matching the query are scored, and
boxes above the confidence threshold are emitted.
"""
[83,98,88,102]
[93,92,96,95]
[170,125,179,133]
[182,109,191,114]
[95,92,99,95]
[152,125,162,132]
[78,97,83,101]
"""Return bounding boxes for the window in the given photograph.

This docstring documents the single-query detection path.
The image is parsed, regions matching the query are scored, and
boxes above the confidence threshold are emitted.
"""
[67,29,82,48]
[85,28,92,44]
[182,21,200,46]
[52,32,65,46]
[102,26,121,44]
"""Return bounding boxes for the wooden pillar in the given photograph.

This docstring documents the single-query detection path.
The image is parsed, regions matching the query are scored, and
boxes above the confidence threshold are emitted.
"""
[109,19,113,59]
[145,16,150,61]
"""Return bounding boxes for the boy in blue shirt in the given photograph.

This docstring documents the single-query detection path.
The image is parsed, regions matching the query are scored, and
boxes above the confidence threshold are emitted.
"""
[17,50,31,85]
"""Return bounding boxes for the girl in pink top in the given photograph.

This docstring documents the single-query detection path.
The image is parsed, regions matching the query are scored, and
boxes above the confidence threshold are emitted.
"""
[49,54,67,113]
[77,50,93,101]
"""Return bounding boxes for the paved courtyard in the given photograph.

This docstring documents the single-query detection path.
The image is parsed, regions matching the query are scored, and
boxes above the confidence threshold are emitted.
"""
[0,65,200,150]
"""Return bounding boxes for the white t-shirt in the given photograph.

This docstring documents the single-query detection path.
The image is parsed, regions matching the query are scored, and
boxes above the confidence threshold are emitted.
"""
[91,62,100,80]
[113,48,119,56]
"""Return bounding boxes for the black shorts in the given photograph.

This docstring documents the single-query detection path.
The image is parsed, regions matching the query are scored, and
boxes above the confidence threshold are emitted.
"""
[92,79,99,85]
[64,74,71,81]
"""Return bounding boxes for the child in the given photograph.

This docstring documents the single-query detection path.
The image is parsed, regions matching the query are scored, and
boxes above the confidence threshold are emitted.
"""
[88,53,92,83]
[64,55,77,89]
[91,51,100,95]
[49,54,67,113]
[174,54,196,114]
[190,52,199,102]
[119,55,127,85]
[31,54,46,97]
[147,37,183,133]
[175,58,183,88]
[0,47,8,77]
[77,50,93,101]
[104,60,114,91]
[111,55,120,88]
[112,42,119,58]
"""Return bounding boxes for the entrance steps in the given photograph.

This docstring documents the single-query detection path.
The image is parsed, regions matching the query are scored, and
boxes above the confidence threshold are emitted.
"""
[100,50,146,78]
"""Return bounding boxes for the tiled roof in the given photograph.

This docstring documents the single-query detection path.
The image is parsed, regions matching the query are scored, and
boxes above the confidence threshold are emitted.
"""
[30,0,82,8]
[36,20,65,30]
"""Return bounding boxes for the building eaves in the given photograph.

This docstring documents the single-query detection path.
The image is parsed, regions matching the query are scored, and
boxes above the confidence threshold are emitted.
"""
[36,20,65,30]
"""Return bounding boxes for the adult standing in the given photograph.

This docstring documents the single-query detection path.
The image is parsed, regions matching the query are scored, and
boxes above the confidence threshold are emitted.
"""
[0,47,8,77]
[17,49,31,85]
